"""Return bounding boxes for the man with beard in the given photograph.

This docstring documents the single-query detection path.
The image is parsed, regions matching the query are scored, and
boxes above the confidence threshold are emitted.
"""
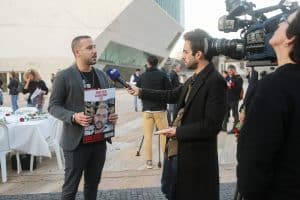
[48,35,118,200]
[127,29,227,200]
[94,103,109,132]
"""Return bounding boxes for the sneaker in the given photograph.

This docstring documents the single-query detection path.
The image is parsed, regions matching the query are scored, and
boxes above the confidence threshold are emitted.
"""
[146,160,153,169]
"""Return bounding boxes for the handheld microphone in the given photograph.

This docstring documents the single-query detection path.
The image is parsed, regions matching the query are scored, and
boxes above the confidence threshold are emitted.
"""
[106,68,131,88]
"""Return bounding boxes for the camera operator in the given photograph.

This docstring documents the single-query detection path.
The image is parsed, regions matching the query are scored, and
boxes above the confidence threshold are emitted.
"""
[237,9,300,200]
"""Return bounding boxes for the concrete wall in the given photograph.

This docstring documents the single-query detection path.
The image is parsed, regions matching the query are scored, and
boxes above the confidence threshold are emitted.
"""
[0,0,183,87]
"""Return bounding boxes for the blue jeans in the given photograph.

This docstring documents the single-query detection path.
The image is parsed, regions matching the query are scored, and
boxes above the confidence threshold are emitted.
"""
[161,155,178,200]
[0,90,3,105]
[11,95,19,112]
[27,103,43,113]
[134,96,138,110]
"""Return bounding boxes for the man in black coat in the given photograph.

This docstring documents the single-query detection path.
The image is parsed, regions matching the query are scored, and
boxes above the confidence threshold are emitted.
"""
[127,29,226,200]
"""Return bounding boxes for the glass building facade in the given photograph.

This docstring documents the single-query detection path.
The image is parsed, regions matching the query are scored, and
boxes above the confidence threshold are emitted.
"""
[154,0,184,26]
[99,41,151,68]
[99,0,184,73]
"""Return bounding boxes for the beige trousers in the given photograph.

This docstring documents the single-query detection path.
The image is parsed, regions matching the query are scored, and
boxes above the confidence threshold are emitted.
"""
[142,111,168,161]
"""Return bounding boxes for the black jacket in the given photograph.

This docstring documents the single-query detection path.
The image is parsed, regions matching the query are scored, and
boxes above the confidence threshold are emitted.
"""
[140,63,227,200]
[8,78,20,95]
[237,63,300,200]
[137,67,171,111]
[23,80,48,104]
[169,70,181,89]
[240,70,258,114]
[227,74,243,102]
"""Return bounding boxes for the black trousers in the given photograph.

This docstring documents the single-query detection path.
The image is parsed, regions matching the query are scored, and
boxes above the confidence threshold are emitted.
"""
[224,100,240,125]
[161,155,178,200]
[61,141,106,200]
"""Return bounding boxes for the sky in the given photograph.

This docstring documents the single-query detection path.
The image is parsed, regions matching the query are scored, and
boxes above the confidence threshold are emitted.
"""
[170,0,300,57]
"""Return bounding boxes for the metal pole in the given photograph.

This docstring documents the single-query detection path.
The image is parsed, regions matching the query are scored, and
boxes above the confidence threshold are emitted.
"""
[136,135,144,156]
[158,133,161,168]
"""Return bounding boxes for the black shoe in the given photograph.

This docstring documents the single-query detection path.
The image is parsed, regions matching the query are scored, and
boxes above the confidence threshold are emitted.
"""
[134,107,138,112]
[227,129,235,134]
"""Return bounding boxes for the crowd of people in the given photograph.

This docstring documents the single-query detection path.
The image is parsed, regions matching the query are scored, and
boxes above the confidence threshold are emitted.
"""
[0,69,50,112]
[1,8,300,200]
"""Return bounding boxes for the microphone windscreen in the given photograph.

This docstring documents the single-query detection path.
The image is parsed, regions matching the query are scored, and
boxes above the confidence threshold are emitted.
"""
[106,68,120,81]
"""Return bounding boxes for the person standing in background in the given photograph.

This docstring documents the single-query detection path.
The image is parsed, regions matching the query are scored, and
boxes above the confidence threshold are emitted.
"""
[0,79,3,105]
[22,69,48,112]
[222,65,243,133]
[7,71,20,112]
[136,55,171,169]
[129,68,141,112]
[50,73,55,84]
[168,62,182,122]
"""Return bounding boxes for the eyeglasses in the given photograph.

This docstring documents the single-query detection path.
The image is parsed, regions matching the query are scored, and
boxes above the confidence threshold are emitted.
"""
[279,14,290,25]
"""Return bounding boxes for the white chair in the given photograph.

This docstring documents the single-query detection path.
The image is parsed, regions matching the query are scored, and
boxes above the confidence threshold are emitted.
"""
[0,124,11,182]
[0,107,13,114]
[14,107,38,115]
[46,116,64,170]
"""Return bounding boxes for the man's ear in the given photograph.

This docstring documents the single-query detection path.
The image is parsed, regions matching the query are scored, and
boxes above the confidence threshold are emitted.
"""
[195,51,203,60]
[74,48,80,57]
[286,36,296,46]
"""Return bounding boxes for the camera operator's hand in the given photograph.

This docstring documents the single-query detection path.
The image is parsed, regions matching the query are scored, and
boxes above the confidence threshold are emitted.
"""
[74,112,92,127]
[126,83,139,96]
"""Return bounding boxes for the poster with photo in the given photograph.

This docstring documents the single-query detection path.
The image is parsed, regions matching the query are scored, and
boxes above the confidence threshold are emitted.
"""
[83,88,115,144]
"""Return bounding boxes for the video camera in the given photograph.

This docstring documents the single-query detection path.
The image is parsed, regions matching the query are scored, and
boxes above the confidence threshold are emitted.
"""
[207,0,299,65]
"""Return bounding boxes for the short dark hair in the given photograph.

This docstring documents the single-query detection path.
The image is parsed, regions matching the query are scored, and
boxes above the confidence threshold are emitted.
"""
[227,65,236,70]
[71,35,91,54]
[147,55,158,67]
[183,29,213,61]
[222,70,228,75]
[10,71,18,78]
[136,68,141,72]
[286,9,300,63]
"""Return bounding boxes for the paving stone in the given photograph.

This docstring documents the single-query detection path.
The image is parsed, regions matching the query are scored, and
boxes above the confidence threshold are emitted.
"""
[0,183,236,200]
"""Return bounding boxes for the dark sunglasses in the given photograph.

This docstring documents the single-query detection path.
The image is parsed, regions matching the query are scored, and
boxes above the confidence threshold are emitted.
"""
[279,14,290,25]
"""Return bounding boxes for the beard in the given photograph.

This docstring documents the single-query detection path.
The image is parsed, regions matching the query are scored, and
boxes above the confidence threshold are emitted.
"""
[186,60,198,70]
[95,121,104,130]
[88,57,97,65]
[83,54,97,65]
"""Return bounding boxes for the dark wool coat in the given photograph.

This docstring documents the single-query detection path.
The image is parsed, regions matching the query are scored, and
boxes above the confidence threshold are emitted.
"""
[237,63,300,200]
[141,63,227,200]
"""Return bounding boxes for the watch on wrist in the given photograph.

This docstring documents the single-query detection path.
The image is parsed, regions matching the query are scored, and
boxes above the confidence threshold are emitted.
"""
[72,114,76,123]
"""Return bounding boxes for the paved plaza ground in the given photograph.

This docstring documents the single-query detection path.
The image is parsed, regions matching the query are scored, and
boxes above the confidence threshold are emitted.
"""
[0,89,237,199]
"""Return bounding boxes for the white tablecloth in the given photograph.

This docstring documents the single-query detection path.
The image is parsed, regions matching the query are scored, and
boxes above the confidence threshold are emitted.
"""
[7,117,52,157]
